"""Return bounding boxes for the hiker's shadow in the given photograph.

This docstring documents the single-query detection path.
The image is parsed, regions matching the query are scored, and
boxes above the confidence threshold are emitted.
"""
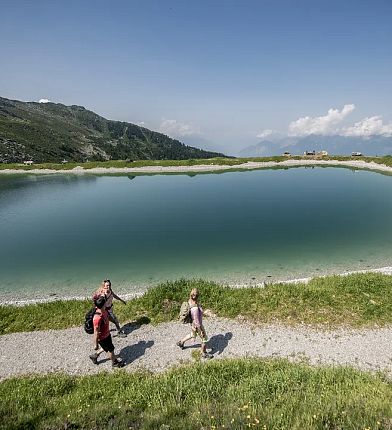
[120,316,151,335]
[209,332,233,355]
[119,340,154,366]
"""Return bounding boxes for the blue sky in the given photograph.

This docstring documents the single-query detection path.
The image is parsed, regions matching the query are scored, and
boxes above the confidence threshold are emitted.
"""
[1,0,391,154]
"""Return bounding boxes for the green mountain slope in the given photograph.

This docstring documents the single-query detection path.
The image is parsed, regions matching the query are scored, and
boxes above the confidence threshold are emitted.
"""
[0,97,226,163]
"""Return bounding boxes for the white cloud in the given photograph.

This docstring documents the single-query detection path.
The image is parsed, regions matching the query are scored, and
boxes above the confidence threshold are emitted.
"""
[288,104,355,137]
[137,121,147,127]
[342,116,392,137]
[159,119,200,138]
[38,98,50,103]
[256,129,273,139]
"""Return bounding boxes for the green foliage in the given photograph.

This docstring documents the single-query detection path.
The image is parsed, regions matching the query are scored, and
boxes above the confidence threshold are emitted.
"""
[1,358,392,429]
[2,273,392,335]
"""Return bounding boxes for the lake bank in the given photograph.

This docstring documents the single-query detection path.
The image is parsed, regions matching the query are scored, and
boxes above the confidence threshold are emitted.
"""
[2,266,392,306]
[1,158,392,175]
[3,273,392,337]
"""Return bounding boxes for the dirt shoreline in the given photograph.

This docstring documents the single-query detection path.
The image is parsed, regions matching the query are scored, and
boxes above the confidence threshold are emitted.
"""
[0,159,392,175]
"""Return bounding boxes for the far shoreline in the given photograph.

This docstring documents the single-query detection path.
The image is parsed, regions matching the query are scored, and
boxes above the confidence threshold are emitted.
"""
[1,158,392,176]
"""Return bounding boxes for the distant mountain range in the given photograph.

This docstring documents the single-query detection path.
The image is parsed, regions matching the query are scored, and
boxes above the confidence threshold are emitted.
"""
[239,135,392,157]
[0,97,226,163]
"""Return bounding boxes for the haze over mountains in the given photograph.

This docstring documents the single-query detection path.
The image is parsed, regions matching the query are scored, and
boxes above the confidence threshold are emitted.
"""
[239,135,392,157]
[0,97,225,163]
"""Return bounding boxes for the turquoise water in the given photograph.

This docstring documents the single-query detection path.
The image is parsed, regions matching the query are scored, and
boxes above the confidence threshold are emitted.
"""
[1,167,392,301]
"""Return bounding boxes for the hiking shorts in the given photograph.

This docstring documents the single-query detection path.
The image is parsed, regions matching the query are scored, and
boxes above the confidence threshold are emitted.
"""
[99,334,115,353]
[191,326,208,343]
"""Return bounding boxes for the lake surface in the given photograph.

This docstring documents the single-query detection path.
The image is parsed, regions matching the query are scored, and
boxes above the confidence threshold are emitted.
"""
[1,167,392,301]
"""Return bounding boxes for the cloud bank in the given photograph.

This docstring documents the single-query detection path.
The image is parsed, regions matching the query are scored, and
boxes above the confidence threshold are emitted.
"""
[159,119,200,138]
[288,104,355,136]
[286,104,392,138]
[256,129,273,139]
[342,116,392,137]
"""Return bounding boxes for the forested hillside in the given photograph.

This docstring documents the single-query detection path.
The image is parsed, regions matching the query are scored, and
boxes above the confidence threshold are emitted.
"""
[0,97,226,163]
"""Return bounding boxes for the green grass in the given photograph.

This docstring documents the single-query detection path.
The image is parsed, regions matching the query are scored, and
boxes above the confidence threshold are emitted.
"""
[1,155,392,171]
[1,358,392,429]
[2,273,392,335]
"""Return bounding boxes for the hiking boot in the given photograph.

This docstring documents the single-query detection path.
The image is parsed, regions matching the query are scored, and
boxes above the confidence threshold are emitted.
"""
[176,341,185,350]
[202,353,213,360]
[112,359,125,368]
[117,331,127,338]
[89,353,98,365]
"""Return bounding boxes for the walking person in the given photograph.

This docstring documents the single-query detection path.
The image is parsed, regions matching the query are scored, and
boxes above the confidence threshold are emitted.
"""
[93,279,127,338]
[89,295,124,367]
[177,288,213,359]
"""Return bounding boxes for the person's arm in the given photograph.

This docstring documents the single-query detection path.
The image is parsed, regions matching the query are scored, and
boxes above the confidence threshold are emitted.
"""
[93,325,99,350]
[93,314,101,350]
[112,291,126,305]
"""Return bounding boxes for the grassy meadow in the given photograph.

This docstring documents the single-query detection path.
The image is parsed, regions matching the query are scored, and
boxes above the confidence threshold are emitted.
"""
[2,358,392,430]
[1,273,392,335]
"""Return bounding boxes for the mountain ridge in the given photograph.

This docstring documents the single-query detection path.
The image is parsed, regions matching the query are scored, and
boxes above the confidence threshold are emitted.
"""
[0,97,226,163]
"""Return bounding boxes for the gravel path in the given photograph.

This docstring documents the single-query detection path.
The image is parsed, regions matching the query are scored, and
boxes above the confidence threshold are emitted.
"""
[1,318,392,380]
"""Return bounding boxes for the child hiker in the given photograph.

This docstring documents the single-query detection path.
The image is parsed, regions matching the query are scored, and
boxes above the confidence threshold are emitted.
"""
[177,288,213,359]
[89,295,124,367]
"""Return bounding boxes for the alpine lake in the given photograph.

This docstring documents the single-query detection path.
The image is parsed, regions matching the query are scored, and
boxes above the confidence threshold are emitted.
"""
[1,165,392,302]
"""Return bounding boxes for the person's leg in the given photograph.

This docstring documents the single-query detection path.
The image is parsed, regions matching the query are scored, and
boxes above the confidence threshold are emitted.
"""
[108,350,116,363]
[177,327,196,349]
[108,309,121,331]
[200,326,213,359]
[181,332,194,345]
[103,336,124,367]
[109,351,125,367]
[89,346,104,362]
[108,309,127,337]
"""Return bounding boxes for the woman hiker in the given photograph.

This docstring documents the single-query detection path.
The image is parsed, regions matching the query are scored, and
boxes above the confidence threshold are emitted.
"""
[176,288,213,359]
[93,279,127,338]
